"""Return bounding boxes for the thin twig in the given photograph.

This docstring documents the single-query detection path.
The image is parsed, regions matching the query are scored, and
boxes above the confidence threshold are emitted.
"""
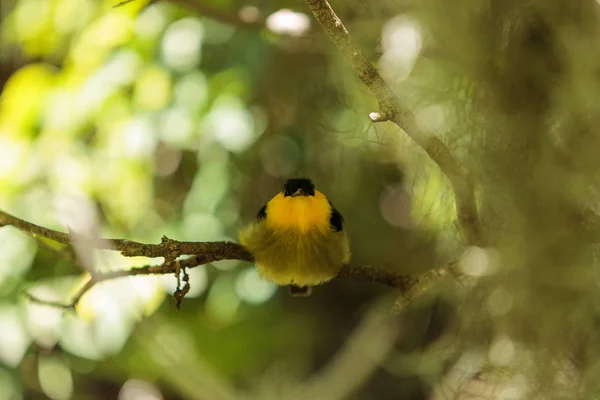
[392,261,460,314]
[172,0,264,29]
[25,254,223,309]
[24,292,75,311]
[113,0,136,7]
[304,0,482,245]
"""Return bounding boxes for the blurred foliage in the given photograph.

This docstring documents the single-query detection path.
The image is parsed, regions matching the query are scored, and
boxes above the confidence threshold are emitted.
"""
[2,0,600,398]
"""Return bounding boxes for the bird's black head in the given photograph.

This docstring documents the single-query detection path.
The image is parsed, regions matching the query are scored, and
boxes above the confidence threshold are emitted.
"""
[283,178,315,197]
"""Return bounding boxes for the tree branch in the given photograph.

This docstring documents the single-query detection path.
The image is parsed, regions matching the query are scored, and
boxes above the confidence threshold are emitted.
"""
[0,209,253,261]
[303,0,482,245]
[1,209,454,311]
[338,265,415,288]
[392,260,460,313]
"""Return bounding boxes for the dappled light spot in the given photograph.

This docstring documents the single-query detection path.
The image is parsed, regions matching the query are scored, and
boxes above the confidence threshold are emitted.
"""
[0,306,30,368]
[430,351,486,398]
[103,49,144,87]
[239,6,261,24]
[212,259,241,272]
[183,159,230,215]
[415,104,448,134]
[183,213,225,242]
[51,155,93,195]
[251,105,269,137]
[53,0,93,34]
[43,90,78,132]
[0,369,20,400]
[74,264,166,322]
[25,288,63,349]
[202,19,236,45]
[487,287,513,317]
[158,107,195,146]
[0,137,28,181]
[155,143,182,177]
[38,356,73,400]
[119,379,163,400]
[96,163,154,227]
[498,375,529,399]
[0,64,55,129]
[148,325,195,368]
[379,184,411,228]
[161,18,204,71]
[82,11,133,50]
[76,49,143,117]
[204,276,240,326]
[134,2,169,40]
[49,259,167,359]
[133,65,172,110]
[54,194,98,236]
[174,72,209,111]
[459,246,499,277]
[0,227,37,287]
[92,296,136,355]
[266,9,310,37]
[260,135,300,177]
[408,165,456,232]
[489,335,515,367]
[13,0,52,44]
[129,275,169,317]
[59,315,101,360]
[203,96,256,152]
[123,117,157,158]
[78,71,118,114]
[234,267,277,304]
[380,16,422,82]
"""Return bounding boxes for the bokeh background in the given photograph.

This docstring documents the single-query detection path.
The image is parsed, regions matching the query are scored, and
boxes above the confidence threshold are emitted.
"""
[2,0,600,399]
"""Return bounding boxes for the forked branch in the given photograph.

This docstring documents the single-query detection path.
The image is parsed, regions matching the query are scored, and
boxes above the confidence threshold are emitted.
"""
[304,0,482,245]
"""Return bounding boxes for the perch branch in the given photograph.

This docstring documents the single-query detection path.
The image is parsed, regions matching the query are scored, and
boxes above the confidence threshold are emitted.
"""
[1,209,457,311]
[304,0,482,245]
[0,209,252,260]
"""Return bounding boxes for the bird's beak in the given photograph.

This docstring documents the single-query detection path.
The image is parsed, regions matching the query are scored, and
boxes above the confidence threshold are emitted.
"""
[291,189,305,197]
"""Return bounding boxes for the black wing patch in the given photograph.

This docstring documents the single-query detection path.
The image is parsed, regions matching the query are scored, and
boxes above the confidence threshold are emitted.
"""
[328,200,344,232]
[257,204,267,220]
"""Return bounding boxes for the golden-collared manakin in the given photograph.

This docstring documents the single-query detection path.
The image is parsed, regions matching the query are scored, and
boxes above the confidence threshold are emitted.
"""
[239,178,351,295]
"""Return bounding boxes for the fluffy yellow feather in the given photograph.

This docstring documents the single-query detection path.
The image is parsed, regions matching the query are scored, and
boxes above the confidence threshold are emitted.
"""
[239,178,350,288]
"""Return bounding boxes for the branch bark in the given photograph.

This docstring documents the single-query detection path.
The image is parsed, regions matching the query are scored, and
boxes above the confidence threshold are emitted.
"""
[1,209,455,311]
[304,0,482,245]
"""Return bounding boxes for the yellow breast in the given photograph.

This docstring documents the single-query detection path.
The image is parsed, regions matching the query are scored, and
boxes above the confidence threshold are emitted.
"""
[265,190,331,233]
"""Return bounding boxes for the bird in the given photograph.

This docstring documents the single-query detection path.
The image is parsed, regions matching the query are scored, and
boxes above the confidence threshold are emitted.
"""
[239,178,351,296]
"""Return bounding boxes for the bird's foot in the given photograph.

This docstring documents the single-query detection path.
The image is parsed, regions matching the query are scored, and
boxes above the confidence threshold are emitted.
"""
[288,285,312,297]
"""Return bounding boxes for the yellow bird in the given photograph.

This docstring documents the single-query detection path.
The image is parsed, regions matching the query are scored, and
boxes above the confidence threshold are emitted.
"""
[239,178,351,295]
